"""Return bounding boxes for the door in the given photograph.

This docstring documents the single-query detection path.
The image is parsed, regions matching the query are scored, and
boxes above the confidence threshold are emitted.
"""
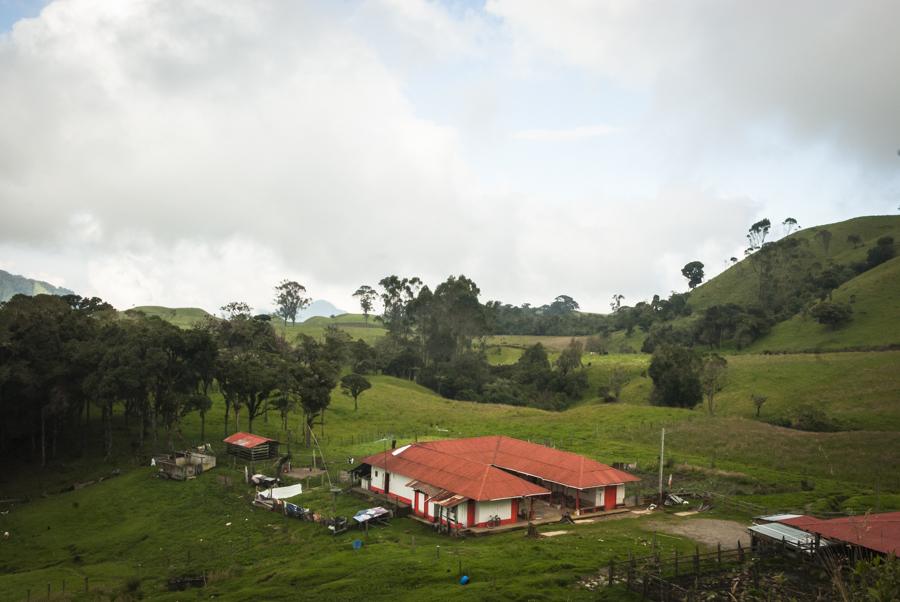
[384,472,391,496]
[604,485,617,511]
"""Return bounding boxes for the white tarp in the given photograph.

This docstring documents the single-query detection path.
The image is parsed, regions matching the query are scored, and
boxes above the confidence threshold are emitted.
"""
[259,483,303,500]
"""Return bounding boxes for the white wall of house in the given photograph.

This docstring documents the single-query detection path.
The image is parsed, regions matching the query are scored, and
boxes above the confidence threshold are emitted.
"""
[368,468,415,502]
[616,484,625,505]
[475,499,512,524]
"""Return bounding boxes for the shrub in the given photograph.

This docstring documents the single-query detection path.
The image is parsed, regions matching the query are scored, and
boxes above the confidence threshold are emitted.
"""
[810,300,852,329]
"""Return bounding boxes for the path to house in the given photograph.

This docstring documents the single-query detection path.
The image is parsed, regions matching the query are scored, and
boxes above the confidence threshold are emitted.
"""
[645,518,750,548]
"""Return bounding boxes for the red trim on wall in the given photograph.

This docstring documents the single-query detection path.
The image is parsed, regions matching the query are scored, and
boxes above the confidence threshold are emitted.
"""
[366,484,412,505]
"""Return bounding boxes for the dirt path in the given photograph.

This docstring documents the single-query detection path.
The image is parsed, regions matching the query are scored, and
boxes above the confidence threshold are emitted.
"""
[645,518,750,548]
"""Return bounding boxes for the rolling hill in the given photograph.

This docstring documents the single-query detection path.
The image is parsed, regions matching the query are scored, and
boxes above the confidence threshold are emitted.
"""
[0,269,74,302]
[127,306,213,328]
[687,214,900,311]
[747,255,900,352]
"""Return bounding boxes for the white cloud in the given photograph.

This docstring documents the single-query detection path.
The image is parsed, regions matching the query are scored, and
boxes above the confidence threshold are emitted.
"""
[514,125,620,141]
[1,0,896,315]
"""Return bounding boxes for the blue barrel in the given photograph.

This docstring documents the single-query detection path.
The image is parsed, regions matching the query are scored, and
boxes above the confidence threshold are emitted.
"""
[459,575,469,585]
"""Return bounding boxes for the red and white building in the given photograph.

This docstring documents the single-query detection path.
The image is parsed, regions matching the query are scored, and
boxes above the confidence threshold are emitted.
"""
[356,435,639,529]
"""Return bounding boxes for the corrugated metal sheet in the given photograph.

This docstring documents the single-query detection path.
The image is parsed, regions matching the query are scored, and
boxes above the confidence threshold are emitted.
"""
[223,432,275,448]
[778,512,900,555]
[419,436,641,489]
[748,523,829,549]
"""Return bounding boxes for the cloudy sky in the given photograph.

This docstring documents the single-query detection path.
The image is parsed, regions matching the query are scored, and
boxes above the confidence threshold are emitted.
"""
[1,0,898,314]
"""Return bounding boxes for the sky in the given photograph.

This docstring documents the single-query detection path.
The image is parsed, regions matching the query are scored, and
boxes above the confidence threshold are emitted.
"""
[1,0,898,314]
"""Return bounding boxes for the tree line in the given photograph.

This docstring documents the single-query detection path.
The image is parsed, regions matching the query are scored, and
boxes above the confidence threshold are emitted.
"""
[0,291,346,464]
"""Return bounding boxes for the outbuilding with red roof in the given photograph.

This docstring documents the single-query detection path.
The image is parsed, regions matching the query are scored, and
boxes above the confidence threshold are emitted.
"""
[223,432,279,461]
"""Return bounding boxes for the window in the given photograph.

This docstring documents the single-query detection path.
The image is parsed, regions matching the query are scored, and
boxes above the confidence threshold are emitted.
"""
[374,470,379,477]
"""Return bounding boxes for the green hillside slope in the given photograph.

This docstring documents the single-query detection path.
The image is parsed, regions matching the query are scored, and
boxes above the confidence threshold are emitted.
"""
[748,256,900,352]
[688,215,900,311]
[128,306,212,328]
[0,269,74,302]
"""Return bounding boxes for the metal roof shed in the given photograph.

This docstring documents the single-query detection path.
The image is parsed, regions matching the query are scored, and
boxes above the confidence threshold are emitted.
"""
[223,432,279,461]
[748,522,832,553]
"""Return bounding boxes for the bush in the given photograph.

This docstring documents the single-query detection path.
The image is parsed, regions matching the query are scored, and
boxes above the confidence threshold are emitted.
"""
[648,345,702,408]
[866,235,896,269]
[791,404,840,432]
[810,301,853,329]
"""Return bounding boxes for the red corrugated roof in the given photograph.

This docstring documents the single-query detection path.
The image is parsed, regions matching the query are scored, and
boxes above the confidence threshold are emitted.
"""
[360,444,549,501]
[777,513,900,555]
[360,436,639,501]
[223,432,275,448]
[418,436,640,489]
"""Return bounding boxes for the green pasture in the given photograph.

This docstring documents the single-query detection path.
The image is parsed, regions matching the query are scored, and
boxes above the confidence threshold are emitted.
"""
[2,365,900,600]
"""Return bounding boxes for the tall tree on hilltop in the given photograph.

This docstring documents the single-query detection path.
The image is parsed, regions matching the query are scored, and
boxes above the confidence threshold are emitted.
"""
[353,285,377,326]
[378,275,422,337]
[746,218,771,253]
[610,294,625,312]
[681,261,705,289]
[782,217,799,236]
[273,280,310,327]
[220,301,252,319]
[548,295,579,315]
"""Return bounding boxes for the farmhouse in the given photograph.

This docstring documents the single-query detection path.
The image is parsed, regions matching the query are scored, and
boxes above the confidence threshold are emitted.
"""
[223,432,279,461]
[354,435,639,529]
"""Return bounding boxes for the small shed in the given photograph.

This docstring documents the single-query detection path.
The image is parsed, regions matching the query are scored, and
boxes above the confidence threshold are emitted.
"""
[157,449,217,481]
[224,432,279,461]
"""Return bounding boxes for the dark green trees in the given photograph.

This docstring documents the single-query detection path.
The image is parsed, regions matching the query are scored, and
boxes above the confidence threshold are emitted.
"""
[648,345,702,408]
[340,373,372,411]
[273,280,310,326]
[681,261,705,289]
[810,301,853,329]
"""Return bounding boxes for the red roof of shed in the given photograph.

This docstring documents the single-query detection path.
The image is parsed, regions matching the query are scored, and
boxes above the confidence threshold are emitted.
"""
[419,436,640,489]
[223,432,275,449]
[361,444,549,502]
[777,512,900,555]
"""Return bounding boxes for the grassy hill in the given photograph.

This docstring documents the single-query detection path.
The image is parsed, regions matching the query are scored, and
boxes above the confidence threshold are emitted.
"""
[128,306,213,328]
[747,255,900,352]
[0,269,74,302]
[280,313,387,345]
[688,215,900,311]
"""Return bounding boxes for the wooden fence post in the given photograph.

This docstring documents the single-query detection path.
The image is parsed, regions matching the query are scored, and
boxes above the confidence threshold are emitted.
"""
[717,542,722,567]
[608,559,615,587]
[738,540,744,562]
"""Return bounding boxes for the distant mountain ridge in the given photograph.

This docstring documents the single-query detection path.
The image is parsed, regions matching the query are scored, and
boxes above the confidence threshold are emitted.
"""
[298,299,346,320]
[0,269,74,303]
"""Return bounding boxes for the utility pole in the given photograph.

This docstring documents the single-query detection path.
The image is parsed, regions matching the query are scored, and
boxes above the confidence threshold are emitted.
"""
[657,428,666,507]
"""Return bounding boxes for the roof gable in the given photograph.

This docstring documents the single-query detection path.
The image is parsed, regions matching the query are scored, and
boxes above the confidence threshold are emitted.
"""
[418,435,640,489]
[360,444,548,501]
